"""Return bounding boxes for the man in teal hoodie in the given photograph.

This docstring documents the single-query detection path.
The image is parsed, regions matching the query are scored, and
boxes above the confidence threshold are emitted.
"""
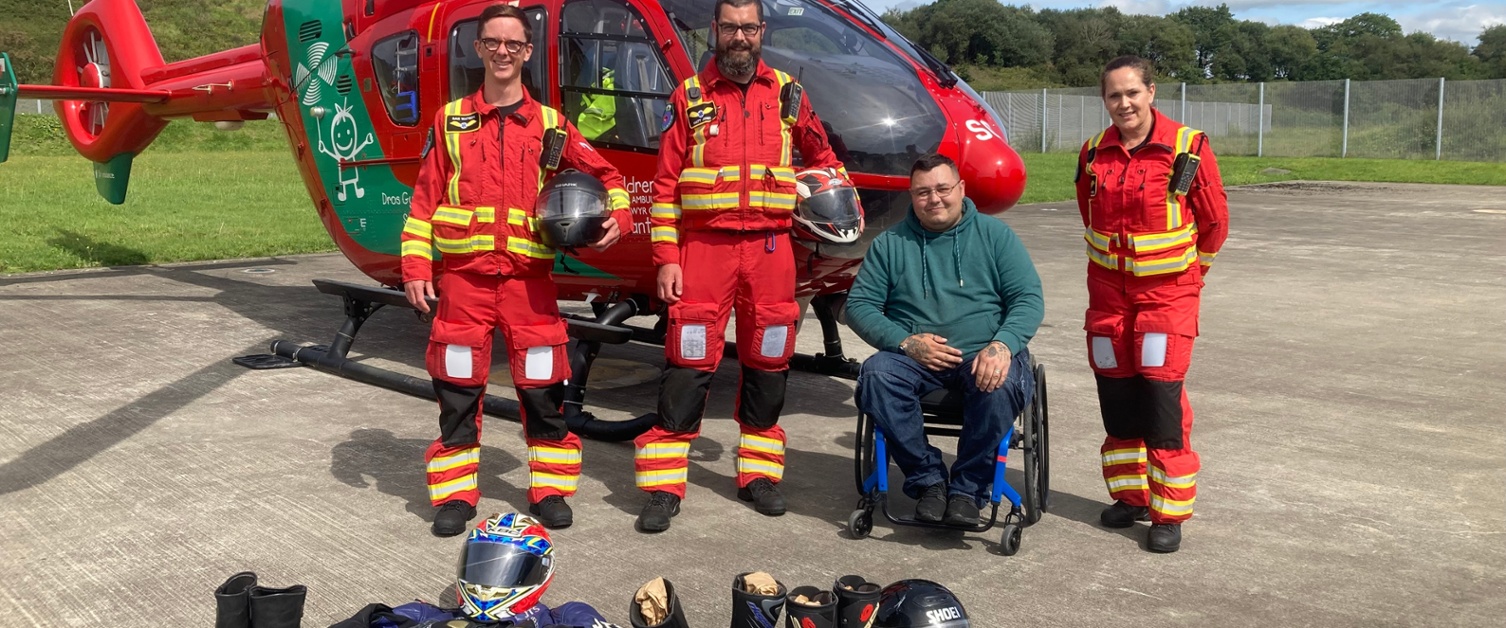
[847,154,1045,526]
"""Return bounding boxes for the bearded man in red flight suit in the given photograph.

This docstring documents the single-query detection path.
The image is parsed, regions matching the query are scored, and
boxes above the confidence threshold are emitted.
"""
[632,0,849,532]
[400,3,631,537]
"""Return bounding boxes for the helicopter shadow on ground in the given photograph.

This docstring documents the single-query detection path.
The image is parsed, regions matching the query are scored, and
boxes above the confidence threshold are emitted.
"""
[47,230,153,268]
[329,427,529,521]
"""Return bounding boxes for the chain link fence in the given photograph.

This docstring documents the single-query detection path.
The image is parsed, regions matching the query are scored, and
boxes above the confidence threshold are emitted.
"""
[986,77,1506,162]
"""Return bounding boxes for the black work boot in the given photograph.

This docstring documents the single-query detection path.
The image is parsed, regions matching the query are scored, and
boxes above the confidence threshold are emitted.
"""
[1148,523,1182,553]
[1099,500,1150,528]
[833,575,881,628]
[737,477,787,516]
[629,577,690,628]
[785,586,836,628]
[432,500,477,537]
[731,572,787,628]
[914,483,947,523]
[214,571,257,628]
[637,491,681,533]
[529,495,574,529]
[943,494,981,527]
[248,584,306,628]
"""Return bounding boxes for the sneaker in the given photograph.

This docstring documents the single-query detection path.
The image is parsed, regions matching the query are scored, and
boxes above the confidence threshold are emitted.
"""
[914,483,947,523]
[736,477,787,516]
[942,494,981,527]
[1099,500,1150,528]
[528,495,574,529]
[1147,523,1182,553]
[431,500,476,537]
[637,491,681,533]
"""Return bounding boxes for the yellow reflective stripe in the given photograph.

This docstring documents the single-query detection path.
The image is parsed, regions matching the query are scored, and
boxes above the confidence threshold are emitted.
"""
[403,216,432,239]
[1150,467,1196,489]
[506,237,555,259]
[607,188,630,210]
[650,203,681,219]
[1084,229,1115,253]
[1086,244,1117,270]
[692,140,707,168]
[678,168,719,185]
[651,226,679,243]
[475,206,495,224]
[432,206,473,227]
[428,474,477,501]
[435,234,496,254]
[738,433,785,455]
[1127,248,1197,277]
[1150,494,1195,516]
[635,442,690,460]
[541,106,560,130]
[683,77,702,106]
[636,468,688,487]
[1129,224,1195,253]
[1168,127,1198,230]
[682,192,740,210]
[401,240,435,260]
[766,166,797,186]
[508,208,529,226]
[1198,249,1216,265]
[719,165,742,182]
[530,471,579,490]
[445,99,465,205]
[528,446,582,465]
[1105,474,1149,492]
[736,458,784,479]
[1102,448,1147,466]
[428,449,480,473]
[748,191,797,210]
[1090,129,1106,149]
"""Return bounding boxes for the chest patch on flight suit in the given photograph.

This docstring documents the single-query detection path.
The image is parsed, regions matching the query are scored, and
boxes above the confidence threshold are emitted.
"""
[446,112,480,133]
[686,103,717,128]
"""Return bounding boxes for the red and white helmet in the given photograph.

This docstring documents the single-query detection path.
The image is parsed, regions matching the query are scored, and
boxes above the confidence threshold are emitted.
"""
[793,168,863,244]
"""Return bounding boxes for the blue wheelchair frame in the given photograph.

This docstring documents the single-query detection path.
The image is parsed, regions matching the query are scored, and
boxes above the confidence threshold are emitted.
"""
[847,360,1049,555]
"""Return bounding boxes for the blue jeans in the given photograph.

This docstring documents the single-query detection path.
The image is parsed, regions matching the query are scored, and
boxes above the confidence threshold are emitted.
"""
[856,348,1034,504]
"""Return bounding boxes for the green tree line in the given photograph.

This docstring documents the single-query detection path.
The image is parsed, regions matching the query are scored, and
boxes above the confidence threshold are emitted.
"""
[881,0,1506,89]
[0,0,264,84]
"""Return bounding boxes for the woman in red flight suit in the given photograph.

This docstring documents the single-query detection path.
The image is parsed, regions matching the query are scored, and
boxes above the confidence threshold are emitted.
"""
[1076,56,1229,553]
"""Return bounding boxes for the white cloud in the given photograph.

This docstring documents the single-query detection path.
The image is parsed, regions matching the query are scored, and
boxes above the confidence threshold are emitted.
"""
[1098,0,1173,14]
[1299,16,1346,28]
[1400,4,1506,44]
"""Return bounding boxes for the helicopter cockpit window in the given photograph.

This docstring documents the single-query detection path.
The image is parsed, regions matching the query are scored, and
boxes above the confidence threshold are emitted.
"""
[449,8,549,103]
[372,30,420,126]
[560,0,673,151]
[658,0,947,176]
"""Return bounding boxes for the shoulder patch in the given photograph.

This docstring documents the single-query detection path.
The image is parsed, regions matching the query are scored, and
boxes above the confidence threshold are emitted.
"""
[660,107,675,132]
[446,112,480,133]
[686,103,716,128]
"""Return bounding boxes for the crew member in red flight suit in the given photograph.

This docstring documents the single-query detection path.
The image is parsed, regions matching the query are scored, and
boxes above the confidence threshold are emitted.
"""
[633,0,849,532]
[400,4,630,537]
[1077,56,1229,553]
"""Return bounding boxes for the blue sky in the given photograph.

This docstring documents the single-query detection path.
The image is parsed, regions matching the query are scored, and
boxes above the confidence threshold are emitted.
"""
[863,1,1506,46]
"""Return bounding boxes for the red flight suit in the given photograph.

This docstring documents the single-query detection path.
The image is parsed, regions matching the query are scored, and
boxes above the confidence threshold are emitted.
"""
[635,60,846,497]
[401,89,630,507]
[1075,108,1229,524]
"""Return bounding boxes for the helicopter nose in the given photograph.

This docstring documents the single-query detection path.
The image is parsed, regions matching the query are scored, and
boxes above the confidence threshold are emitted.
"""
[956,130,1027,214]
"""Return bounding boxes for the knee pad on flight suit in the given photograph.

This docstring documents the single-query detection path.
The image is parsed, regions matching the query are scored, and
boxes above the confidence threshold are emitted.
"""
[737,366,788,429]
[1095,374,1146,440]
[658,366,715,432]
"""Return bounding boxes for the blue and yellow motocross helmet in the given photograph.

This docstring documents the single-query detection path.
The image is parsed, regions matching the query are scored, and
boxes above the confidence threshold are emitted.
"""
[456,512,556,621]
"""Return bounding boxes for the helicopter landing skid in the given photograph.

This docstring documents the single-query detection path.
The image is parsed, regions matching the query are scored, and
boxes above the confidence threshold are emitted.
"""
[240,279,657,442]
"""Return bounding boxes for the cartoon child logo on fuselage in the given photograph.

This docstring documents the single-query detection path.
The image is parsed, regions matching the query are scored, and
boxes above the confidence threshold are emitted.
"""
[318,99,374,202]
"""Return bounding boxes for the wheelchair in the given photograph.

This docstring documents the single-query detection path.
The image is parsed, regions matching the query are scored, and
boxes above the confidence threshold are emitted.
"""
[846,358,1050,555]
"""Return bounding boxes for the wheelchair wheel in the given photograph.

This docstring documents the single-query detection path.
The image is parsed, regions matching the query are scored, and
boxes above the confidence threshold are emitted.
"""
[853,411,877,495]
[848,509,873,539]
[1022,364,1050,525]
[998,523,1022,556]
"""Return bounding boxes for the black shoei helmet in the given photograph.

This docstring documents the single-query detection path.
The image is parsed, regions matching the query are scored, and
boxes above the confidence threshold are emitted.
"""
[874,580,969,628]
[536,169,611,249]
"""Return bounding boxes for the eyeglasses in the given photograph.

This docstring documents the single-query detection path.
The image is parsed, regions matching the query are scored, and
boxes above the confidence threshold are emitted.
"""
[717,22,763,37]
[909,182,959,200]
[478,38,528,54]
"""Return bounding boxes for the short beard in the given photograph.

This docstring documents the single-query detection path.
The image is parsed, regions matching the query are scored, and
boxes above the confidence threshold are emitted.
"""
[716,45,759,79]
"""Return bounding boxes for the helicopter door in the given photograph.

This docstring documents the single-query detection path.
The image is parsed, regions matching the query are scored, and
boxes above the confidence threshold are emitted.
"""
[447,4,551,103]
[559,0,675,152]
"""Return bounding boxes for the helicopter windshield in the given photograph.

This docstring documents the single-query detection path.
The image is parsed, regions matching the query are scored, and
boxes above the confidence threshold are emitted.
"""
[659,0,946,176]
